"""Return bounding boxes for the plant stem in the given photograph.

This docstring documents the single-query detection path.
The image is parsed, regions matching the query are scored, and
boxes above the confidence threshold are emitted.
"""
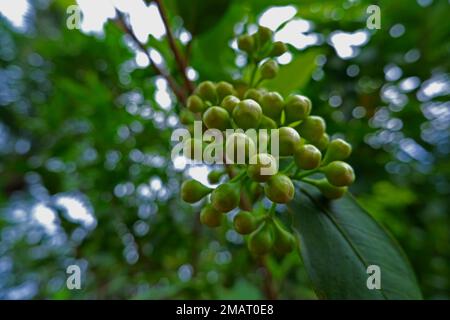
[249,62,258,87]
[292,168,319,180]
[154,0,194,94]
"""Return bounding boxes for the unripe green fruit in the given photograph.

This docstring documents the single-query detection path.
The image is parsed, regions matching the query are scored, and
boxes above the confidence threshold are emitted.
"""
[181,179,212,203]
[296,116,326,143]
[260,91,284,120]
[237,34,255,54]
[216,81,235,102]
[196,81,217,103]
[313,133,330,151]
[183,138,204,161]
[294,144,322,170]
[278,126,301,156]
[207,170,224,184]
[200,205,222,228]
[179,109,195,125]
[211,182,240,212]
[187,95,205,113]
[322,161,355,187]
[221,95,240,114]
[233,211,257,235]
[232,99,263,129]
[270,41,288,57]
[284,95,311,124]
[323,138,352,164]
[260,59,279,79]
[273,221,295,254]
[244,88,263,103]
[225,132,256,164]
[257,26,273,48]
[248,222,274,255]
[202,106,230,131]
[313,179,347,200]
[247,153,278,182]
[264,173,295,203]
[259,115,277,129]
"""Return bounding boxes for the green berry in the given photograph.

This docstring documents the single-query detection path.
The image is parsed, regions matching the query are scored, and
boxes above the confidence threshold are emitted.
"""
[221,95,240,114]
[196,81,217,103]
[232,99,263,130]
[294,144,322,170]
[278,127,301,156]
[313,179,347,200]
[211,182,240,212]
[181,179,212,203]
[202,106,230,131]
[273,220,295,254]
[264,173,295,203]
[260,59,279,80]
[200,204,222,228]
[247,153,278,182]
[225,132,256,164]
[259,115,278,129]
[244,88,263,103]
[296,116,326,143]
[207,170,224,184]
[270,41,288,57]
[237,34,255,54]
[216,81,235,102]
[183,138,203,161]
[323,138,352,164]
[322,161,355,187]
[284,95,311,124]
[179,109,195,125]
[257,26,273,48]
[233,211,257,235]
[186,95,205,113]
[260,91,284,120]
[248,222,274,255]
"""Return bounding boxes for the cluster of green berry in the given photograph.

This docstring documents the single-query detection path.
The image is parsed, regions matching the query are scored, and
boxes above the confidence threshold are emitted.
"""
[178,26,355,256]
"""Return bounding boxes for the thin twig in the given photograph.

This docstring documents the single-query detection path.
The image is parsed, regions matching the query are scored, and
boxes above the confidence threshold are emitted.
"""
[154,0,194,94]
[115,11,186,104]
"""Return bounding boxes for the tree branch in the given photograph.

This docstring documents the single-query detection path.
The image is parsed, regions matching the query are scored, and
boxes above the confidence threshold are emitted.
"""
[154,0,194,94]
[115,11,187,104]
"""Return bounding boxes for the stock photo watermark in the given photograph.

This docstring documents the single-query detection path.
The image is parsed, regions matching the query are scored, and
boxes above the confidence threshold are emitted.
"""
[66,264,82,290]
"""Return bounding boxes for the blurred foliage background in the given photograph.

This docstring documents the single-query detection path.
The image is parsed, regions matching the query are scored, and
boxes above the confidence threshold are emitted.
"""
[0,0,449,299]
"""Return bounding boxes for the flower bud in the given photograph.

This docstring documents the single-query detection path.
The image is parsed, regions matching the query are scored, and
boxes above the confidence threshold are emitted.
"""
[248,222,273,255]
[181,179,212,203]
[186,95,205,113]
[202,106,231,131]
[260,91,284,120]
[237,34,255,54]
[270,41,288,57]
[294,144,322,170]
[244,88,263,103]
[264,173,295,203]
[211,182,240,212]
[216,81,235,102]
[221,95,240,114]
[232,99,263,129]
[257,26,273,48]
[234,211,258,235]
[207,170,224,185]
[322,161,355,187]
[313,179,347,200]
[247,153,278,182]
[296,116,326,143]
[179,109,195,125]
[278,126,301,156]
[200,204,222,228]
[284,94,311,124]
[196,81,217,103]
[260,59,279,79]
[313,133,330,151]
[259,115,277,129]
[323,138,352,164]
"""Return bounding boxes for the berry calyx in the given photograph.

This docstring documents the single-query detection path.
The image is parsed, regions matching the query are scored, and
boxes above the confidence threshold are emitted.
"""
[200,204,222,228]
[284,94,311,124]
[181,179,212,203]
[264,173,295,203]
[196,81,217,103]
[323,138,352,165]
[211,182,240,212]
[278,126,301,156]
[202,106,231,131]
[322,161,355,187]
[232,99,263,130]
[294,144,322,170]
[260,59,279,80]
[248,222,274,255]
[296,116,326,143]
[186,95,205,113]
[233,211,258,235]
[247,153,278,182]
[260,91,284,120]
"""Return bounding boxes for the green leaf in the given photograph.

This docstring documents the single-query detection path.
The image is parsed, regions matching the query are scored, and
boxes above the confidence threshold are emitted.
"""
[288,183,422,300]
[264,49,320,95]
